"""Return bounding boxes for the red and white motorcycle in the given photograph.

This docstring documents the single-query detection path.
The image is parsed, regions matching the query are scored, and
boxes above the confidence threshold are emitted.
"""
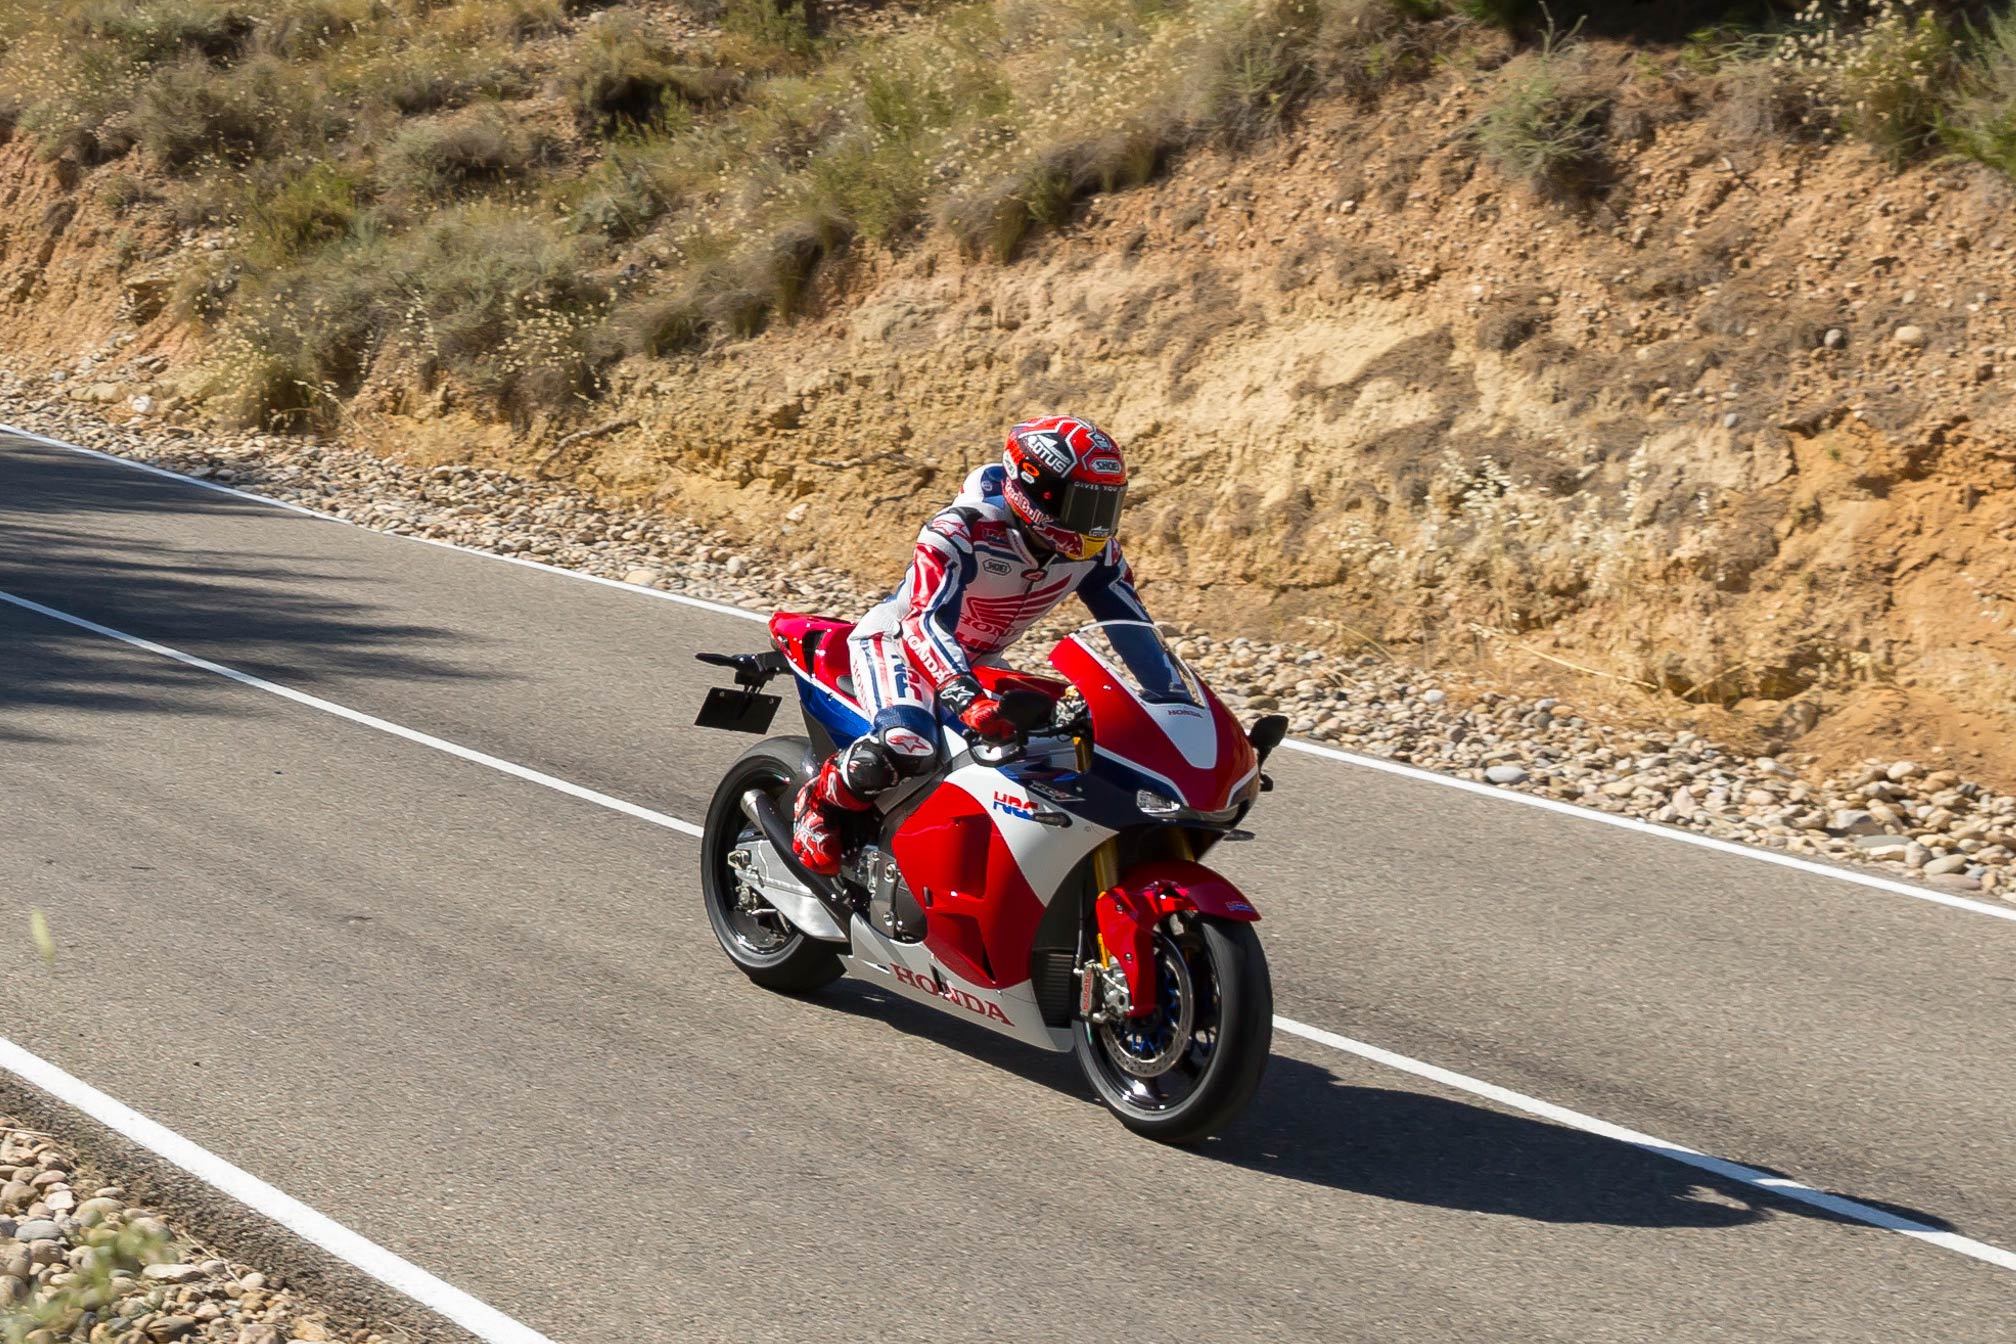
[694,616,1287,1143]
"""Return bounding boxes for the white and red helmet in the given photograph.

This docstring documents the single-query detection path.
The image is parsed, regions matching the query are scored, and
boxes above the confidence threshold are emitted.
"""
[1001,415,1127,561]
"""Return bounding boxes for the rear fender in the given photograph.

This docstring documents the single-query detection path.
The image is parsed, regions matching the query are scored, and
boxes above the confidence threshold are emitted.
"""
[1095,860,1260,1018]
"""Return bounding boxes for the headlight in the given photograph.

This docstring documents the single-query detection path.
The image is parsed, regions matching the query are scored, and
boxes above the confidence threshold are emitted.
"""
[1136,789,1182,816]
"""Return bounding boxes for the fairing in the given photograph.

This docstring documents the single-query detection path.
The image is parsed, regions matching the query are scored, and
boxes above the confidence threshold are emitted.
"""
[1049,622,1259,813]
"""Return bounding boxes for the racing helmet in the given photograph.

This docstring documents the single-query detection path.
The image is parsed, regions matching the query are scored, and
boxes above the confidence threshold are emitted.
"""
[1001,415,1127,561]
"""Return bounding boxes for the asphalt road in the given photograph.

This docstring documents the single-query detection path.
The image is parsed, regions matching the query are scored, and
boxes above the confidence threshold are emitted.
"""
[3,433,2013,1342]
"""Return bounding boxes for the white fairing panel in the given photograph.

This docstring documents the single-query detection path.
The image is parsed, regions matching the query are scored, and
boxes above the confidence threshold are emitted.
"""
[1147,700,1220,770]
[840,917,1074,1052]
[938,760,1114,904]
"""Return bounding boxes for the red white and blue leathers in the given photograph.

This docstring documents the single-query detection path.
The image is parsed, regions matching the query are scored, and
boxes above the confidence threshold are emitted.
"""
[846,462,1152,755]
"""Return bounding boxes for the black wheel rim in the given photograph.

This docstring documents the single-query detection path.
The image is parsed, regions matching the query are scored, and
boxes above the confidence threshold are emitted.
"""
[710,766,800,960]
[1085,922,1222,1114]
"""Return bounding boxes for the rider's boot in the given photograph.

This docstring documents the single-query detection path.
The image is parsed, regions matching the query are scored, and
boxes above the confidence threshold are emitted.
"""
[791,756,870,877]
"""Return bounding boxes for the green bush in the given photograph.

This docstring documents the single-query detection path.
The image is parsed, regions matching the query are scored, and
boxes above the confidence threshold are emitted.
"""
[1473,54,1610,196]
[1946,6,2016,176]
[242,161,365,266]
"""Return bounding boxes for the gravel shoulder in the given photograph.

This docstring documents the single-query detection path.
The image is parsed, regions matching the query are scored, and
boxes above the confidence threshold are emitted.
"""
[1,1103,432,1344]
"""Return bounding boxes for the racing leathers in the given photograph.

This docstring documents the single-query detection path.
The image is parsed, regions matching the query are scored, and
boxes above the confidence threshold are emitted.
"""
[790,463,1153,875]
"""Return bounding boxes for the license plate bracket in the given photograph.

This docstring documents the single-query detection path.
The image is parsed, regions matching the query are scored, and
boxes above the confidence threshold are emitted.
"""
[696,687,781,734]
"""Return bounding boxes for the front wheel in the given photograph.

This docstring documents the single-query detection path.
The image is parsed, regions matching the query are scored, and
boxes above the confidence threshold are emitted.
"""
[700,735,844,994]
[1074,915,1272,1144]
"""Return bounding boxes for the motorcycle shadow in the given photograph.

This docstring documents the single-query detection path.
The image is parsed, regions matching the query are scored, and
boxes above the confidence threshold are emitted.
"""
[819,981,1956,1234]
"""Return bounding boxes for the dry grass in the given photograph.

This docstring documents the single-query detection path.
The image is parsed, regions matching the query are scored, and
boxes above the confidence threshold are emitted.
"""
[4,0,2014,436]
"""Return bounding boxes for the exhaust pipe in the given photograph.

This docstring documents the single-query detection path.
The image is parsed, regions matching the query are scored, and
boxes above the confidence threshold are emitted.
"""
[739,788,846,909]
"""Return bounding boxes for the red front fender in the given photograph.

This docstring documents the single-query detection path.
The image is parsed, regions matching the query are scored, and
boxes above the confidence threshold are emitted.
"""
[1094,861,1261,1018]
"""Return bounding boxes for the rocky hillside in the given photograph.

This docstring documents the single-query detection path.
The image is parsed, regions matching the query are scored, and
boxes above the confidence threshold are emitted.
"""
[1,0,2015,784]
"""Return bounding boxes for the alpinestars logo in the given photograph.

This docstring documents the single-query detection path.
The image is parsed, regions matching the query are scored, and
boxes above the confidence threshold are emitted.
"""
[892,965,1012,1023]
[883,728,935,758]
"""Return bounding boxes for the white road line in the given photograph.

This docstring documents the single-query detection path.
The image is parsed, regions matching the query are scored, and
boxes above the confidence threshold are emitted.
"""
[1271,1017,2016,1275]
[0,587,701,839]
[0,424,760,624]
[1280,739,2016,925]
[5,424,2012,927]
[0,1039,558,1344]
[11,587,2015,1282]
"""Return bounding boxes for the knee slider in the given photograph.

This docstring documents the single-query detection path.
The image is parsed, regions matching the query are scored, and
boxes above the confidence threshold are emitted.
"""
[836,738,901,798]
[873,710,941,778]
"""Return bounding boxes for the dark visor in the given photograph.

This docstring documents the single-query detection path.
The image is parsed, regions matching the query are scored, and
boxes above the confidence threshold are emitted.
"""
[1058,480,1125,535]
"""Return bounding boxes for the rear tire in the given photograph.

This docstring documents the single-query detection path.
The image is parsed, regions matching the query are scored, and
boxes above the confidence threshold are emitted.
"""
[700,735,845,994]
[1074,916,1272,1144]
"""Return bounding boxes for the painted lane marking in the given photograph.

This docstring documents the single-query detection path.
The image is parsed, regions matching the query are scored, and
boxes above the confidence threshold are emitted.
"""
[1278,738,2016,925]
[0,425,759,624]
[1271,1016,2016,1275]
[0,1039,558,1344]
[0,587,701,840]
[5,426,2011,927]
[9,588,2014,1282]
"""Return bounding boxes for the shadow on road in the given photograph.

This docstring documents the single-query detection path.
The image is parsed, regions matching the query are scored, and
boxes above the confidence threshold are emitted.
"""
[819,981,1957,1236]
[0,437,481,741]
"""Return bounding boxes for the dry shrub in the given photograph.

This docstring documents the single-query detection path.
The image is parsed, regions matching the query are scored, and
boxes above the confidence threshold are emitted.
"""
[223,207,608,427]
[565,11,739,133]
[131,51,334,168]
[380,102,545,200]
[1767,0,1963,166]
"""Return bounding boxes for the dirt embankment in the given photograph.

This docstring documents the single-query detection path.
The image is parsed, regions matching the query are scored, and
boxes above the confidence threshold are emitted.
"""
[2,46,2014,784]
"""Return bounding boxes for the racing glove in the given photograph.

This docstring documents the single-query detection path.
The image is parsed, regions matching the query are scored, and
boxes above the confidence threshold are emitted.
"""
[937,675,1018,742]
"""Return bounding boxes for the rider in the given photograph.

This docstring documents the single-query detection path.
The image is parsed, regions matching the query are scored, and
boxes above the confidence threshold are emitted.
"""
[791,414,1153,876]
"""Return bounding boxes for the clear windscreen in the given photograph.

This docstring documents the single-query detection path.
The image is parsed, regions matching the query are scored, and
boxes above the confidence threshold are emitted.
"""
[1066,621,1205,707]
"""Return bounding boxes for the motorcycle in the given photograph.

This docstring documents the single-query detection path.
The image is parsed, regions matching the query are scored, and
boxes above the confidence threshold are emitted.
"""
[693,614,1288,1143]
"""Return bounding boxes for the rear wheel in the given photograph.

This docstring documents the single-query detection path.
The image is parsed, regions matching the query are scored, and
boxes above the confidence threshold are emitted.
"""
[700,736,844,994]
[1074,915,1272,1144]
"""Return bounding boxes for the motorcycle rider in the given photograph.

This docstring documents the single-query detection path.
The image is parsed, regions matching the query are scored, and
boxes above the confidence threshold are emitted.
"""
[791,414,1153,876]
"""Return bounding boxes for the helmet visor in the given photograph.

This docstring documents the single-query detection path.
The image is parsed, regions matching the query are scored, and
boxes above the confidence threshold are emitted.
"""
[1057,480,1126,538]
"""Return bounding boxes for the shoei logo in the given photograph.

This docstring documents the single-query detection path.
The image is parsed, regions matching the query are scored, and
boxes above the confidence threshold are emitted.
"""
[892,964,1013,1023]
[981,557,1013,575]
[1086,455,1123,476]
[992,791,1039,820]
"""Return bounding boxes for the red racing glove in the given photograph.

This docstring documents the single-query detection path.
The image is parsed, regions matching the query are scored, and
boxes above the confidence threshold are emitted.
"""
[938,675,1019,742]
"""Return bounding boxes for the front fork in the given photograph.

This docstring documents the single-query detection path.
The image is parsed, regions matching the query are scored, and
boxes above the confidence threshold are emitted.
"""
[1077,734,1194,1023]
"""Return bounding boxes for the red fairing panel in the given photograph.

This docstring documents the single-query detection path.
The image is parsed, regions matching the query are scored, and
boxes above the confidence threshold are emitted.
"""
[769,612,856,694]
[1047,638,1257,812]
[971,666,1070,701]
[1097,861,1261,1016]
[890,779,1048,991]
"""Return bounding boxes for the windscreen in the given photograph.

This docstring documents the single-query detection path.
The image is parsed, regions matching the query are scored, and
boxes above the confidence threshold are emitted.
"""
[1067,621,1204,707]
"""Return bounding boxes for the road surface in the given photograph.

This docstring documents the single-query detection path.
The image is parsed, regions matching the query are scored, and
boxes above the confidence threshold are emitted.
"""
[2,433,2012,1341]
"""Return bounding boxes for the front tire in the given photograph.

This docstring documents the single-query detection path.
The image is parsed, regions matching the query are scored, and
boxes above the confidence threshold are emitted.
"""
[1074,916,1272,1144]
[700,735,845,994]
